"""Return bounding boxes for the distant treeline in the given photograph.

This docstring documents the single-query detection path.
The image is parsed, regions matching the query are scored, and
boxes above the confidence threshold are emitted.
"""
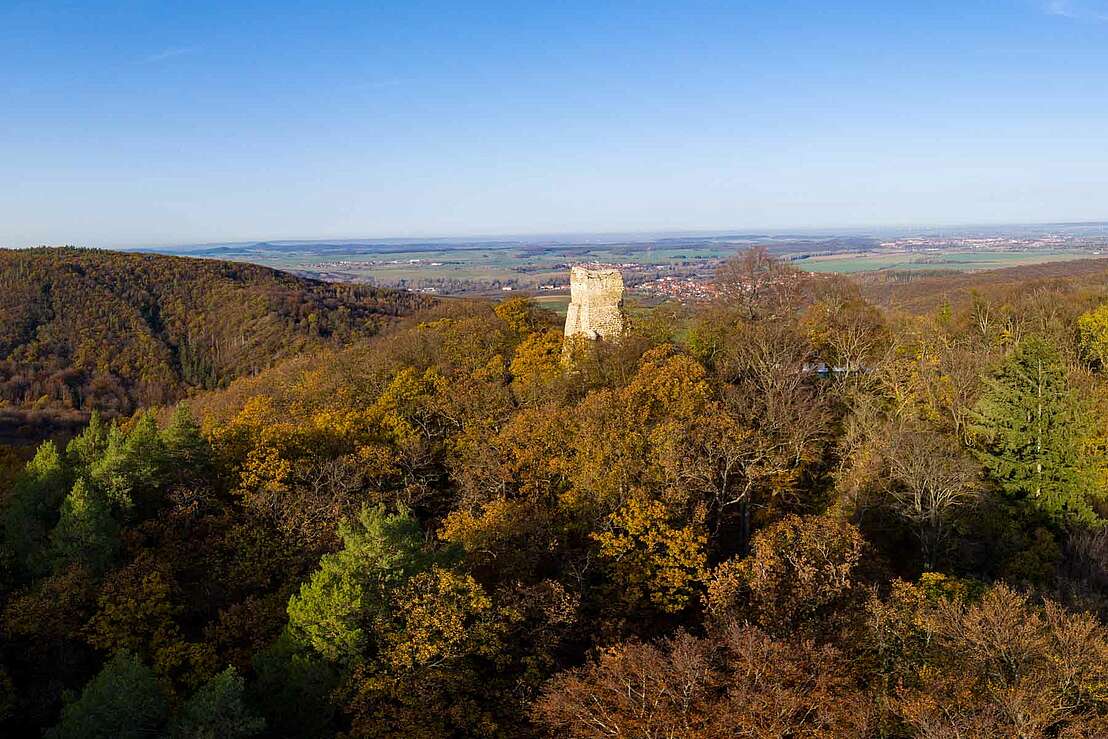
[861,256,1108,311]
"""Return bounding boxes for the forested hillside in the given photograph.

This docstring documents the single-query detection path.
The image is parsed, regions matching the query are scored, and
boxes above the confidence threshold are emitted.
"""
[6,250,1108,737]
[0,248,430,432]
[861,256,1108,313]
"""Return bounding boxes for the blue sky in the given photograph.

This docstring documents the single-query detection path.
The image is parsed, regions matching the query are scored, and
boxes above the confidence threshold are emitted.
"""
[2,0,1107,247]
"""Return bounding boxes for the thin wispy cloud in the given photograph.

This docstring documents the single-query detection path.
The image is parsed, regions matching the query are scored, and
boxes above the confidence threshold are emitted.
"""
[142,46,197,64]
[1043,0,1108,21]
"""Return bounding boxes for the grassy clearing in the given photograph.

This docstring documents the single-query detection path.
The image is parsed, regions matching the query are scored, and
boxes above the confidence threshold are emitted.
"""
[531,294,571,316]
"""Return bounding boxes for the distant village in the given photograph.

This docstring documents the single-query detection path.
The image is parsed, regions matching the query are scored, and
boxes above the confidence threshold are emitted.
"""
[287,231,1108,302]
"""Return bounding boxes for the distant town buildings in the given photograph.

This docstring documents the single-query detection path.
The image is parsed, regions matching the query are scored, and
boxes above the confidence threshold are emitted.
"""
[633,275,718,302]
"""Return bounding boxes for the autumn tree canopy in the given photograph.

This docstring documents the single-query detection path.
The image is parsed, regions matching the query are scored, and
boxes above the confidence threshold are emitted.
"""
[3,248,1108,737]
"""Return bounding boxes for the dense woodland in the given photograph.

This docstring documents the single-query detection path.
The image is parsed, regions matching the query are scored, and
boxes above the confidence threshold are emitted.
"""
[7,249,1108,737]
[0,248,429,437]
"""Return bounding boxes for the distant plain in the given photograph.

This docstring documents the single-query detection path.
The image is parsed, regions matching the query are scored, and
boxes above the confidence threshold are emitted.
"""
[140,225,1108,298]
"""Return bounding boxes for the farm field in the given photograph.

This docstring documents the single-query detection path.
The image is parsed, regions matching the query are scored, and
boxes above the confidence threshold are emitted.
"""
[530,294,572,315]
[144,239,756,295]
[797,249,1104,273]
[141,231,1108,297]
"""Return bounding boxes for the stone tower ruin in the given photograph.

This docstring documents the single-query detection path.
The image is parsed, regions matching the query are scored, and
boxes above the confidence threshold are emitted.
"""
[563,266,626,342]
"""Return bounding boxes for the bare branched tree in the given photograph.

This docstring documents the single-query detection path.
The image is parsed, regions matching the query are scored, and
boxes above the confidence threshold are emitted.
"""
[880,424,981,569]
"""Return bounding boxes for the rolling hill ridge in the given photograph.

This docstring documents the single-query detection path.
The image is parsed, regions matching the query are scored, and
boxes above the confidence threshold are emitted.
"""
[0,247,431,433]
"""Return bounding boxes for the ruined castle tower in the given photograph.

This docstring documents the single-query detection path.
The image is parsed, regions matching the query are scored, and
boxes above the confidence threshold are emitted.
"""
[563,266,626,341]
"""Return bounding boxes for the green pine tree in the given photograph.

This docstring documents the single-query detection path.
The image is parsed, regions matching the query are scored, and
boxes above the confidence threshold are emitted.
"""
[89,412,169,514]
[167,667,265,739]
[249,631,338,739]
[89,424,137,511]
[49,478,120,573]
[1,441,70,576]
[287,506,432,663]
[45,652,168,739]
[970,336,1102,525]
[66,411,109,471]
[120,412,170,506]
[161,404,214,483]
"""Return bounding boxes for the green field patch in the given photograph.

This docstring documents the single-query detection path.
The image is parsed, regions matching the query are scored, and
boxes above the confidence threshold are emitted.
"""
[799,250,1099,273]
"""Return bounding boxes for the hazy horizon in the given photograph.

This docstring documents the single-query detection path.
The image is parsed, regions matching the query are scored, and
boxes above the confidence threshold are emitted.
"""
[9,218,1106,253]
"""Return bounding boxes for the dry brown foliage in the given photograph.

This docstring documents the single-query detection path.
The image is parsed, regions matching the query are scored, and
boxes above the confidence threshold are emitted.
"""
[532,625,870,738]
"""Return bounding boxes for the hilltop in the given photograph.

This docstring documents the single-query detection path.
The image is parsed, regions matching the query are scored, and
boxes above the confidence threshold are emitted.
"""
[0,247,431,435]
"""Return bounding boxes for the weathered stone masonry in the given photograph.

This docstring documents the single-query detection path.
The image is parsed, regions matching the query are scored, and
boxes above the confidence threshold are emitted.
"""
[563,266,626,341]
